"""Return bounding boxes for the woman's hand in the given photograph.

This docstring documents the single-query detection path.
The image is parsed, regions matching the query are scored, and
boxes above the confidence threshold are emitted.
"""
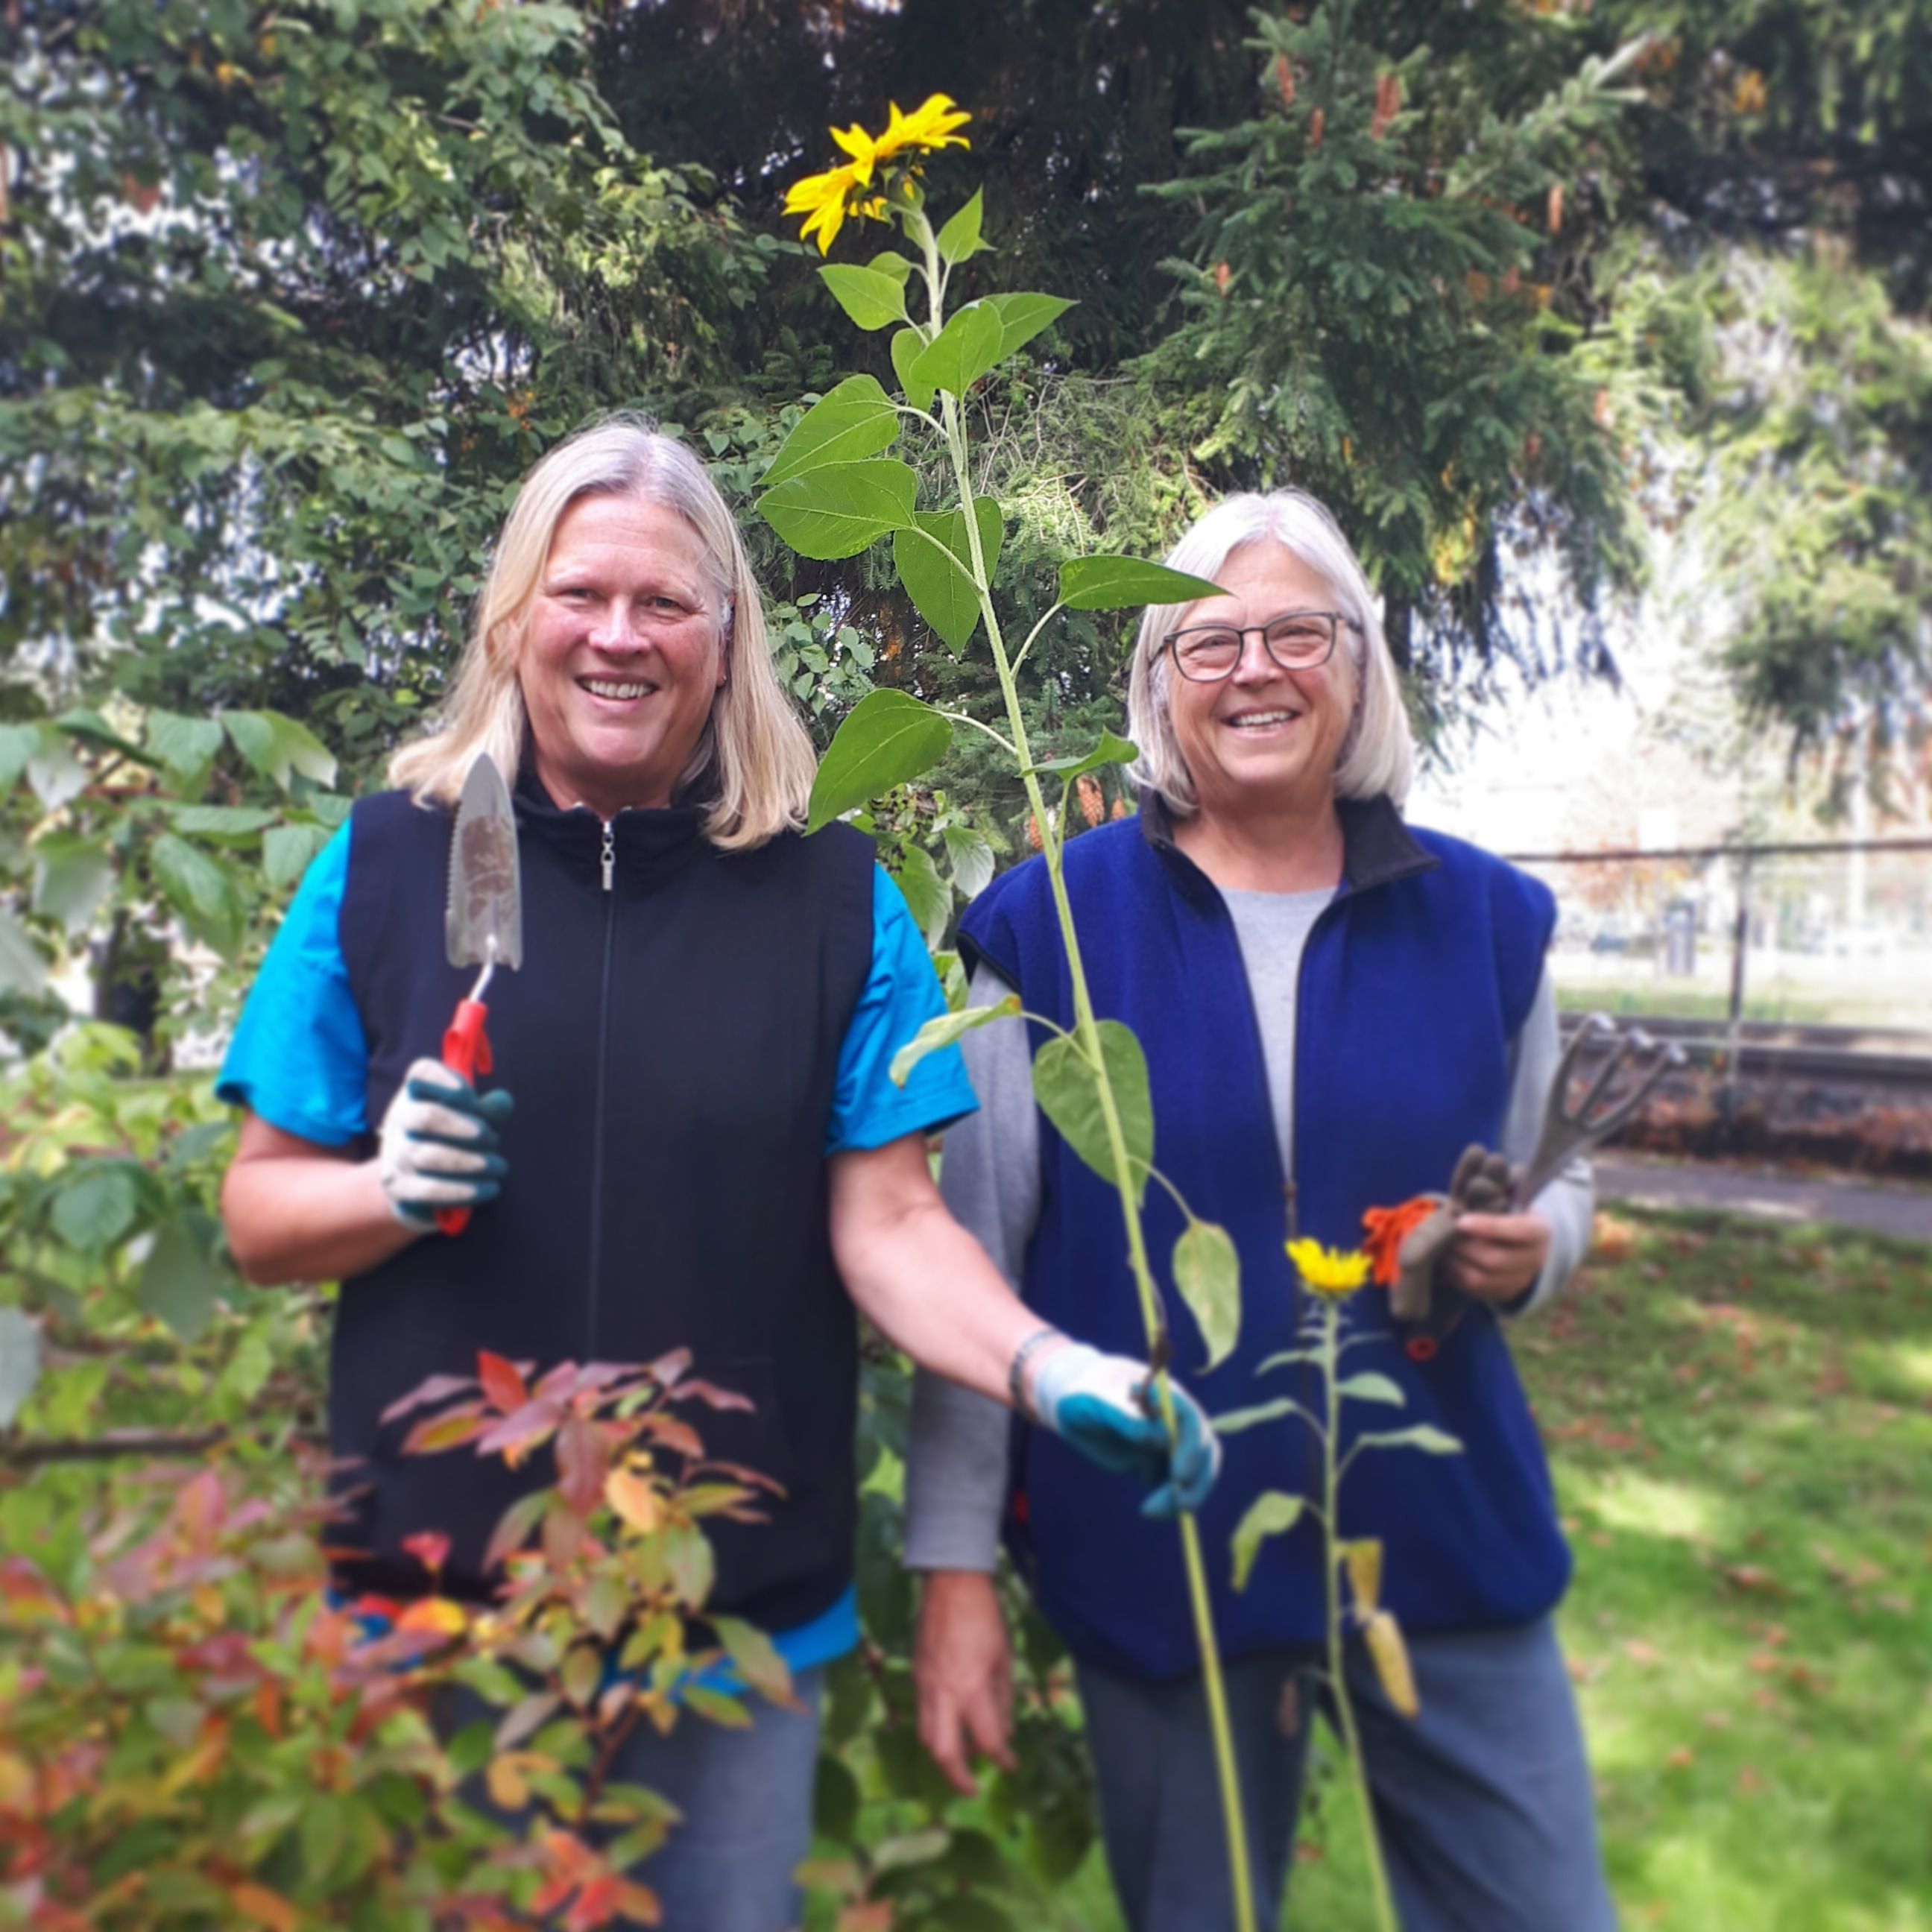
[915,1570,1016,1797]
[1440,1209,1552,1304]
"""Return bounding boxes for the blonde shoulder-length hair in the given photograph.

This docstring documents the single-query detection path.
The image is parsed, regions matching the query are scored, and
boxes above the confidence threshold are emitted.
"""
[1125,490,1415,815]
[389,414,815,850]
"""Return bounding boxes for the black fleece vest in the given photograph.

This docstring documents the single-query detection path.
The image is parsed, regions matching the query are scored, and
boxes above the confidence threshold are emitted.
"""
[326,780,876,1631]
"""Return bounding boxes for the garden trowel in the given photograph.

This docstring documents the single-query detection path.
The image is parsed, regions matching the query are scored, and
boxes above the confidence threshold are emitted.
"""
[437,751,523,1235]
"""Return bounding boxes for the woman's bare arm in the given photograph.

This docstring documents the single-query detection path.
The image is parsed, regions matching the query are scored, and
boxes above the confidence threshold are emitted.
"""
[221,1111,420,1285]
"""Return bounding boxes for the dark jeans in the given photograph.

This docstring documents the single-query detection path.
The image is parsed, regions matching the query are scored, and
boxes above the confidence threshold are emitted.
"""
[1075,1616,1617,1932]
[433,1667,824,1931]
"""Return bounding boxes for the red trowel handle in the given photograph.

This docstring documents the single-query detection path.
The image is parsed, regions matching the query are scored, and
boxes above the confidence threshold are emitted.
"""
[435,999,493,1237]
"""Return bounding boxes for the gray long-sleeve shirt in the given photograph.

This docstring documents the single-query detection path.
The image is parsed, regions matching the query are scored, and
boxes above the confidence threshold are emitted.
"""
[903,886,1594,1573]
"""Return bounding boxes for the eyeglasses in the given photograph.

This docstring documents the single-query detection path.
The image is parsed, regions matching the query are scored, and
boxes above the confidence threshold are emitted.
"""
[1161,610,1360,682]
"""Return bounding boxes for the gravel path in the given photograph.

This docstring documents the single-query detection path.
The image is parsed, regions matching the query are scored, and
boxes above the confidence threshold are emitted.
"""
[1595,1152,1932,1244]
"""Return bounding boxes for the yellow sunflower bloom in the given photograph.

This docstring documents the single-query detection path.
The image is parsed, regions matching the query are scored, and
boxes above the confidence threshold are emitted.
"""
[784,161,866,254]
[874,93,973,160]
[828,121,879,185]
[786,95,973,253]
[1287,1238,1373,1299]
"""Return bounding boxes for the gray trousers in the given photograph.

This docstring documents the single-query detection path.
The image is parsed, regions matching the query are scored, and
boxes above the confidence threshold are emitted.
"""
[1076,1617,1617,1932]
[434,1667,824,1931]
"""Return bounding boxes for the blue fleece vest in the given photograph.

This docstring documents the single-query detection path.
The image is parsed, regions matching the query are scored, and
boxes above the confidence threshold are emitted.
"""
[959,797,1569,1676]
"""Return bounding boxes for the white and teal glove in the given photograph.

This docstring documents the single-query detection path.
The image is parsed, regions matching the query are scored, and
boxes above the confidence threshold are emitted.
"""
[1027,1340,1222,1518]
[376,1058,513,1228]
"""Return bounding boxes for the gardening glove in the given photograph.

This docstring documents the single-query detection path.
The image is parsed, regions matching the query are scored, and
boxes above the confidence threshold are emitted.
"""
[377,1058,513,1230]
[1389,1143,1516,1324]
[1027,1342,1222,1518]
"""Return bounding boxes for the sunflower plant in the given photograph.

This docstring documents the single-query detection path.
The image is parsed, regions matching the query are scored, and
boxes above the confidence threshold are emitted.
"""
[1217,1237,1467,1932]
[761,94,1263,1932]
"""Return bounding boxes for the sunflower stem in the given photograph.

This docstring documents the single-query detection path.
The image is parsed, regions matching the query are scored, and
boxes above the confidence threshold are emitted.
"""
[906,205,1259,1932]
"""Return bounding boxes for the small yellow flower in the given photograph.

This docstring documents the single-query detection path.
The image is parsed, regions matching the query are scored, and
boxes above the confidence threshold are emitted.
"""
[1287,1238,1372,1298]
[786,93,973,254]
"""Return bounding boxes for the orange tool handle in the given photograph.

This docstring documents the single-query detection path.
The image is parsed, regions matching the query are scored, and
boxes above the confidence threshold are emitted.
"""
[435,999,493,1237]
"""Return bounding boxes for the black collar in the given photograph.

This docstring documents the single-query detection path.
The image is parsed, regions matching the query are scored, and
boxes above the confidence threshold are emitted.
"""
[512,763,711,876]
[1137,789,1436,901]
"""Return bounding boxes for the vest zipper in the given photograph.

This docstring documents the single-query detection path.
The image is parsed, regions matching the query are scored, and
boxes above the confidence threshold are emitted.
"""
[584,821,617,1354]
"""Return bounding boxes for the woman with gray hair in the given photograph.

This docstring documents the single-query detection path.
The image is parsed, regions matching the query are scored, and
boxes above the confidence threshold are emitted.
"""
[215,416,1219,1930]
[905,490,1614,1931]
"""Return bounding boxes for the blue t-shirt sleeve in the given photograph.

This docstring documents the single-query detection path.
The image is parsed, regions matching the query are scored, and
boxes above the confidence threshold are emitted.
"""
[215,823,370,1147]
[824,868,979,1155]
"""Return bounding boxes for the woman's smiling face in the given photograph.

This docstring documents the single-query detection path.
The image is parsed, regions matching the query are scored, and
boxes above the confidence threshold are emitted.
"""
[1164,540,1357,825]
[518,492,727,821]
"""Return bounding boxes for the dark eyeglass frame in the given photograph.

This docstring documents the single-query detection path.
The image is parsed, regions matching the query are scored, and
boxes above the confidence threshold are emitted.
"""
[1161,609,1363,682]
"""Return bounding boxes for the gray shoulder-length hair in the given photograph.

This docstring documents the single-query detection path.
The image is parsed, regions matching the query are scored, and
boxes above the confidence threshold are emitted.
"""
[390,414,815,850]
[1125,490,1415,815]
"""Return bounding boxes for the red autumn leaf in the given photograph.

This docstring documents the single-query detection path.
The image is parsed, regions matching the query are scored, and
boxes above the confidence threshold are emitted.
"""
[478,1351,532,1413]
[403,1404,490,1455]
[476,1398,564,1463]
[675,1378,755,1413]
[402,1531,451,1575]
[556,1413,606,1518]
[379,1371,479,1426]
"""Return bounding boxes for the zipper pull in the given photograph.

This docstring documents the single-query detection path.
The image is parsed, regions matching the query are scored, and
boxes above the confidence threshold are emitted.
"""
[600,819,615,892]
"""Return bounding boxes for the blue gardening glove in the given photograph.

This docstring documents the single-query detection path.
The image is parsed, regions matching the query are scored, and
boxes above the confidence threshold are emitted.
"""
[376,1058,513,1229]
[1028,1342,1222,1518]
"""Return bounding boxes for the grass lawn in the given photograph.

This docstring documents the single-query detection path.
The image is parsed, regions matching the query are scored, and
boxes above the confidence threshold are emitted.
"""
[1069,1208,1932,1931]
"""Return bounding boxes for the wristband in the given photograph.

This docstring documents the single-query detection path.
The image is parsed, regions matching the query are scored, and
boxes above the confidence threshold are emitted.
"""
[1007,1325,1064,1419]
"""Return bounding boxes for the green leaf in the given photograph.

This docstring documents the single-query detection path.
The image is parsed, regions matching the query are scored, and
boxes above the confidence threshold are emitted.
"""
[51,1164,142,1251]
[1024,730,1140,780]
[762,376,900,490]
[1031,1020,1152,1202]
[150,831,247,957]
[986,291,1075,358]
[909,301,1005,398]
[1254,1348,1323,1374]
[891,328,935,412]
[818,263,910,331]
[0,1307,42,1430]
[1231,1491,1307,1591]
[220,710,336,791]
[57,709,156,767]
[264,822,332,890]
[814,1753,861,1841]
[866,250,916,287]
[168,805,277,840]
[682,1683,752,1729]
[1336,1371,1407,1407]
[138,1216,227,1343]
[710,1614,793,1705]
[31,835,114,937]
[891,497,1003,651]
[806,690,953,833]
[758,458,917,561]
[1059,557,1226,611]
[889,994,1020,1087]
[0,909,48,997]
[936,188,987,265]
[941,823,996,900]
[894,841,950,947]
[146,710,225,778]
[1213,1397,1315,1436]
[1173,1220,1241,1371]
[25,729,84,812]
[0,723,38,794]
[1352,1424,1464,1456]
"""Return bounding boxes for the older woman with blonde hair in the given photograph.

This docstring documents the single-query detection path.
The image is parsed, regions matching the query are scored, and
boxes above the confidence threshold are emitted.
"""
[216,415,1219,1931]
[905,490,1614,1932]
